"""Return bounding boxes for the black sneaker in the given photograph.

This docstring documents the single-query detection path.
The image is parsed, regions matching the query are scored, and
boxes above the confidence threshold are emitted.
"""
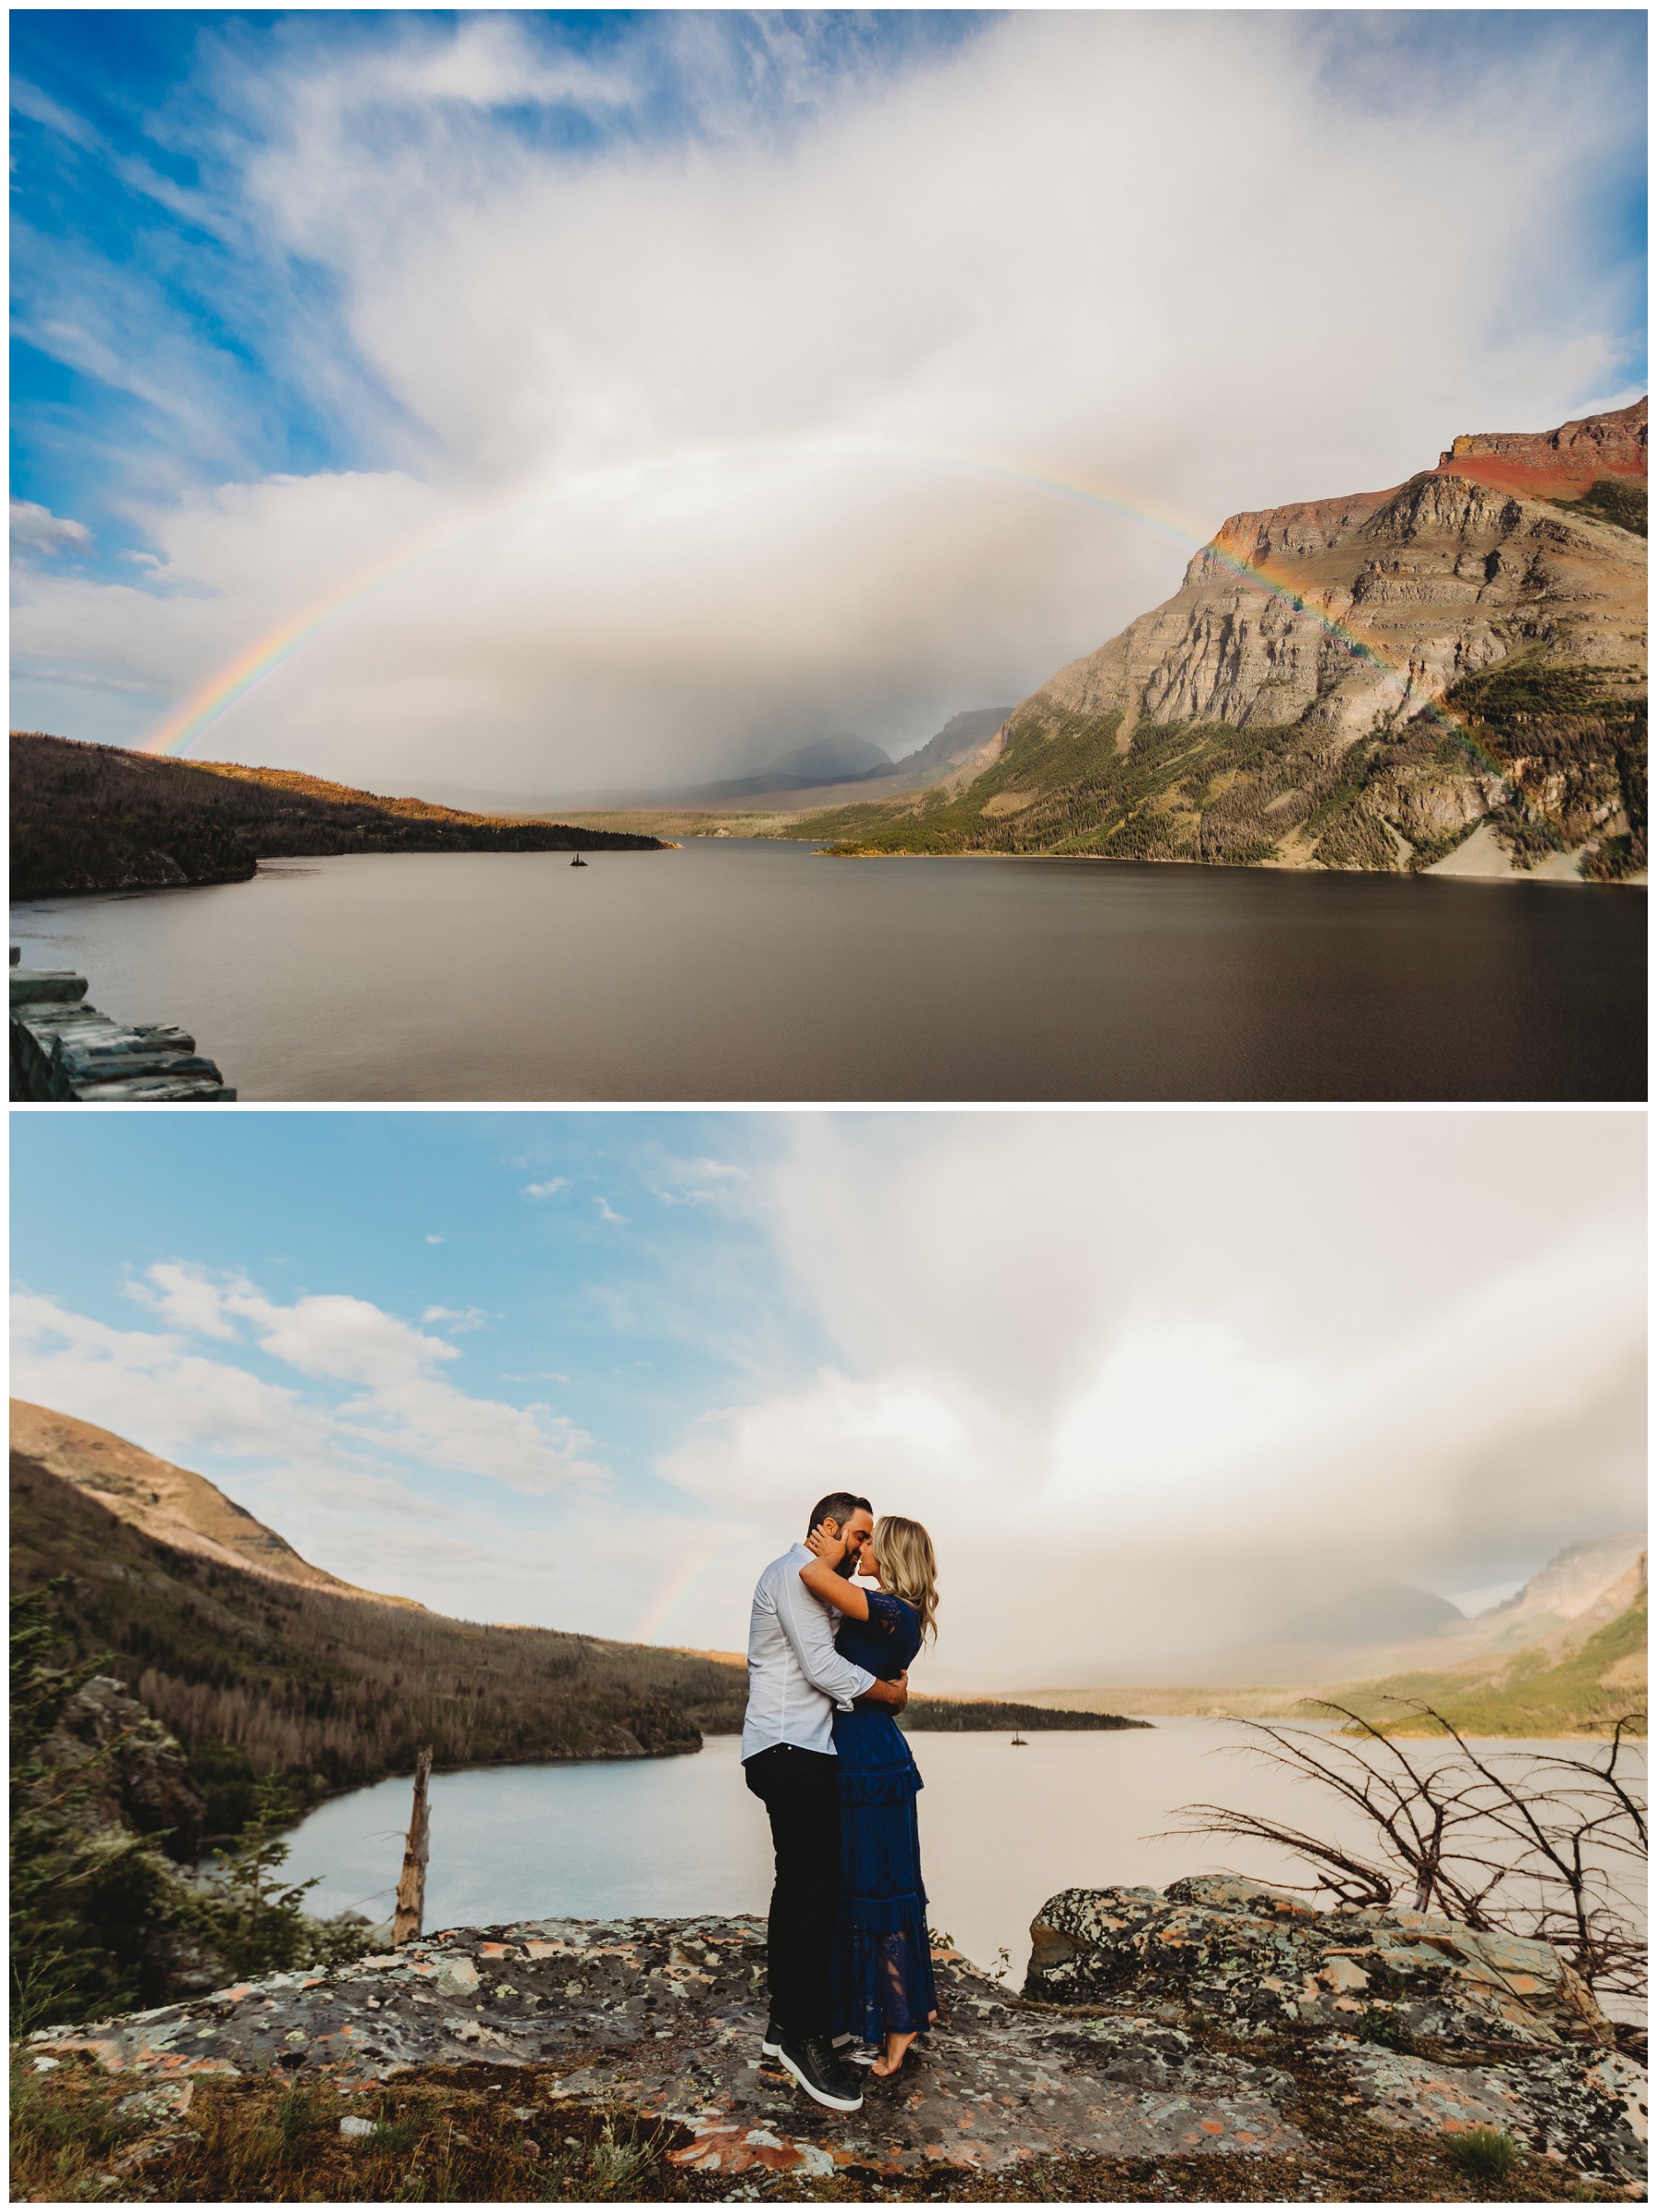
[776,2032,863,2113]
[762,2020,852,2056]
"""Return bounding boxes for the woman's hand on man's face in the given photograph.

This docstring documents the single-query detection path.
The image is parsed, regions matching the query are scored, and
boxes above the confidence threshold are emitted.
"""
[806,1522,850,1568]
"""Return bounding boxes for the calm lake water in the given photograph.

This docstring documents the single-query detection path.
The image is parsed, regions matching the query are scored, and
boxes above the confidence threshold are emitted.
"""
[281,1725,1641,1988]
[11,840,1644,1101]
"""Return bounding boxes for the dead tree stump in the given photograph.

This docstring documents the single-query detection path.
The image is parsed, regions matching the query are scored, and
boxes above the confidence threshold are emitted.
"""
[392,1746,434,1946]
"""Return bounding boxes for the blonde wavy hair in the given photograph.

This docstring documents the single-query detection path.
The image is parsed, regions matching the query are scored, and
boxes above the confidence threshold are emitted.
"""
[873,1515,939,1647]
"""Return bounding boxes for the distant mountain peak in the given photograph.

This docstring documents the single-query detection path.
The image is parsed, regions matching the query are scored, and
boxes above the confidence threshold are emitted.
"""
[1280,1581,1462,1647]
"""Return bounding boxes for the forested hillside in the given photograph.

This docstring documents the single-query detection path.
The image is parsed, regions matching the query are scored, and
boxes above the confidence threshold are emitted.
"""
[11,1450,747,1812]
[11,732,664,900]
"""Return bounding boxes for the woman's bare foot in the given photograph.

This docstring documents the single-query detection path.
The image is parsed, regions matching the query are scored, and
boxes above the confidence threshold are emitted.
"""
[870,2031,917,2078]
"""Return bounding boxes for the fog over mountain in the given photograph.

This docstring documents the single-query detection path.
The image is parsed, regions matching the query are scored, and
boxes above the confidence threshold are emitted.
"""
[10,11,1645,792]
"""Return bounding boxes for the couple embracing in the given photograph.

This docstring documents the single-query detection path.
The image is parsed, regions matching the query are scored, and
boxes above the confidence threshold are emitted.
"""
[741,1491,940,2114]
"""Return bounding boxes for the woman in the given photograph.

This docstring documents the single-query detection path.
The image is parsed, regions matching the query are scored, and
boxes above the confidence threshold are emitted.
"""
[799,1514,940,2080]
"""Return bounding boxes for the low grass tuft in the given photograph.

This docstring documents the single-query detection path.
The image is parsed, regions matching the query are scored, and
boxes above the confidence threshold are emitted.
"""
[1444,2126,1520,2181]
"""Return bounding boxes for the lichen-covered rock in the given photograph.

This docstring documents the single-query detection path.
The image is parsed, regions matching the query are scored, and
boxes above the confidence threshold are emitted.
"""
[1025,1877,1614,2052]
[28,1907,1646,2187]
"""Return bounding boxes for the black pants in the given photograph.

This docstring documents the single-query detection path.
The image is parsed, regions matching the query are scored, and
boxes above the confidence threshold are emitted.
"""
[744,1744,840,2039]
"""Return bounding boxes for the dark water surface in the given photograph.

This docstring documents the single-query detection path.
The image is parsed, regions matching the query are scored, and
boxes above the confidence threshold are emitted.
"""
[11,840,1645,1101]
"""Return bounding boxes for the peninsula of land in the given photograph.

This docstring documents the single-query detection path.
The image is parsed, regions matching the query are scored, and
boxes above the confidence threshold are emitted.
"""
[9,735,666,902]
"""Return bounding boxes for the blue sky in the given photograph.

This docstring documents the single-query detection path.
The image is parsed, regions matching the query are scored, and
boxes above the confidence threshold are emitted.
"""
[10,1109,1645,1682]
[10,11,1646,787]
[11,1110,817,1638]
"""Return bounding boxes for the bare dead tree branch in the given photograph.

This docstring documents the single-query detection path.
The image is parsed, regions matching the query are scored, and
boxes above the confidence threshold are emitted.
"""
[1165,1702,1646,1999]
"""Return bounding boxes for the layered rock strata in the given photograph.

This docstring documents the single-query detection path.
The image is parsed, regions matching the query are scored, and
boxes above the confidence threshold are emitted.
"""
[804,400,1646,877]
[9,957,234,1101]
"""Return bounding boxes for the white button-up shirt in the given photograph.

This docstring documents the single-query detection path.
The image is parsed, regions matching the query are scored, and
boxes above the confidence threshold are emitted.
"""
[741,1543,876,1760]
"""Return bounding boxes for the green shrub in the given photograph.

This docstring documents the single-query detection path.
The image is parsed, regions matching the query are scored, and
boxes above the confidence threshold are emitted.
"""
[1444,2125,1519,2180]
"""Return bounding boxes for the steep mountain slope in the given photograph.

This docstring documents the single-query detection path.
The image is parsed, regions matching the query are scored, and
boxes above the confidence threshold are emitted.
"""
[11,1446,748,1794]
[1345,1586,1646,1739]
[11,1399,417,1606]
[10,734,665,901]
[797,400,1646,879]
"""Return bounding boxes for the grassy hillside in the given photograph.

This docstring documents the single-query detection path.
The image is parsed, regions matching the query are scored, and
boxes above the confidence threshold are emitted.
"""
[1339,1592,1647,1739]
[11,732,663,900]
[1551,477,1648,538]
[11,1451,747,1818]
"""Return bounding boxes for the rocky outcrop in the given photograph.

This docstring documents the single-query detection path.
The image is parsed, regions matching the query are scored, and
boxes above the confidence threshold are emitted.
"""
[35,1674,208,1863]
[1025,1877,1612,2050]
[9,963,237,1103]
[1436,398,1649,502]
[29,1895,1647,2187]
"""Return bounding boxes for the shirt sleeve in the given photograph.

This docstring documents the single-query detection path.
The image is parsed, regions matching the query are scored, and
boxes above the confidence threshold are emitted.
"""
[776,1565,875,1708]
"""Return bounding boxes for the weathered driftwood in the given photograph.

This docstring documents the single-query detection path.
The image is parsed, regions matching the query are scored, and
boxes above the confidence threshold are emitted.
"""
[392,1747,434,1946]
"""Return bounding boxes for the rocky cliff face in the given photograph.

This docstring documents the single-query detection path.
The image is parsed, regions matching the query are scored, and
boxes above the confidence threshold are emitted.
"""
[803,400,1647,878]
[1435,397,1648,501]
[1031,434,1644,758]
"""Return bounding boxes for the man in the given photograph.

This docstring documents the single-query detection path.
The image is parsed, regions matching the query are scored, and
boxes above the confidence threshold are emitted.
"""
[742,1491,909,2113]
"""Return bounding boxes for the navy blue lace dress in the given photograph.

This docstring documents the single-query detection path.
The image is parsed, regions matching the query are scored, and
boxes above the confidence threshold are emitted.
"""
[831,1592,938,2044]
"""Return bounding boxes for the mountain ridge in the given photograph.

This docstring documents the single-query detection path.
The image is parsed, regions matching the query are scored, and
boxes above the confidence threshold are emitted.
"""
[791,400,1647,880]
[9,1399,423,1609]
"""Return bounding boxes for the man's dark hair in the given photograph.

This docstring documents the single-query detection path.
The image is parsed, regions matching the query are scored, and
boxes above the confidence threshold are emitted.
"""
[806,1491,872,1537]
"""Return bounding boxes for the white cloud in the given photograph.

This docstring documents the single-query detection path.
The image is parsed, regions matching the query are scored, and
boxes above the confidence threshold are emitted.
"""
[11,500,93,558]
[646,1155,749,1208]
[521,1177,570,1201]
[19,1264,606,1500]
[594,1198,629,1226]
[422,1305,490,1332]
[657,1115,1647,1678]
[12,14,1642,780]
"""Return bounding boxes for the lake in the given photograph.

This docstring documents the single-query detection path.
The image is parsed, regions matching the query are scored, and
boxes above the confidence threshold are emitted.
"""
[10,840,1644,1101]
[281,1724,1643,1990]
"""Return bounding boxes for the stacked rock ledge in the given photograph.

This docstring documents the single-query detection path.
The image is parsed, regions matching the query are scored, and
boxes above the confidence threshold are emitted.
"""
[23,1881,1646,2188]
[10,950,234,1100]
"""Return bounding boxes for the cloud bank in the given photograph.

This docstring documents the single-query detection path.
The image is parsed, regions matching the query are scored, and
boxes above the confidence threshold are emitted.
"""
[661,1115,1646,1679]
[11,11,1646,789]
[12,1115,1640,1682]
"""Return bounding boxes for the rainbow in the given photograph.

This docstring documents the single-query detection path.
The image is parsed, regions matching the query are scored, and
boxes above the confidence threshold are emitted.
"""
[138,436,1482,768]
[632,1527,730,1645]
